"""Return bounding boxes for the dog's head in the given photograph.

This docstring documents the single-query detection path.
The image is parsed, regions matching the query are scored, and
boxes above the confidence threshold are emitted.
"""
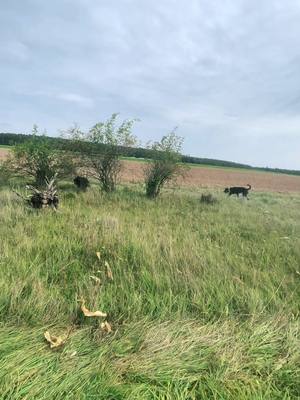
[224,188,229,193]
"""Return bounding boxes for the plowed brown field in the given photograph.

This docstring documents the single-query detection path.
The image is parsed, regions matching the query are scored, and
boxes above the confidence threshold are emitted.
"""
[120,160,300,192]
[0,148,9,160]
[1,148,299,192]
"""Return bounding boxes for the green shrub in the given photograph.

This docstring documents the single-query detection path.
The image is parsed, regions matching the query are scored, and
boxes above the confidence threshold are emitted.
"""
[66,114,138,193]
[5,126,74,186]
[144,130,185,198]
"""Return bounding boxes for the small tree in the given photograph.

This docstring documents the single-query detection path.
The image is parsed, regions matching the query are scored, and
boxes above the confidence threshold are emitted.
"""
[6,126,74,186]
[144,130,184,198]
[67,114,138,192]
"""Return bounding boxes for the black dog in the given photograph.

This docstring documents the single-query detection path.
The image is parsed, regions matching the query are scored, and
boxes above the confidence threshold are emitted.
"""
[224,184,251,199]
[74,176,90,191]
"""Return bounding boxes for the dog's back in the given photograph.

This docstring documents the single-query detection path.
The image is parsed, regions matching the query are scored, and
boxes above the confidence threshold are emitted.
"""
[224,184,251,198]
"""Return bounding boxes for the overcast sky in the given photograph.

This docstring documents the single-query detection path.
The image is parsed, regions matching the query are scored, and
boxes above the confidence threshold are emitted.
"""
[1,0,300,169]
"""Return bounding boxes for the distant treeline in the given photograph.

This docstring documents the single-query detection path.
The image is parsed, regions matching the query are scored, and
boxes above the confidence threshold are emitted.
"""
[1,132,300,176]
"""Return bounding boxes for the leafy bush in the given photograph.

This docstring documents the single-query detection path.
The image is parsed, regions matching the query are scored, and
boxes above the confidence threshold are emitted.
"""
[144,130,184,198]
[5,126,74,186]
[0,164,11,186]
[66,114,138,193]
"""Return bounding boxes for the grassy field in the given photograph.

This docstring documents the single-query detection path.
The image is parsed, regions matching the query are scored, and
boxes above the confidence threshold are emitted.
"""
[0,181,299,399]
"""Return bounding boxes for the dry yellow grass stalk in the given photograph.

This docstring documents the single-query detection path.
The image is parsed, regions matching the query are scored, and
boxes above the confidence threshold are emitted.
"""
[101,321,112,333]
[90,275,101,284]
[105,261,113,280]
[80,299,107,318]
[44,331,65,349]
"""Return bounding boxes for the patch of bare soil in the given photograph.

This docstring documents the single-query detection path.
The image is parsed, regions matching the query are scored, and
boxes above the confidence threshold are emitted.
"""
[0,148,9,160]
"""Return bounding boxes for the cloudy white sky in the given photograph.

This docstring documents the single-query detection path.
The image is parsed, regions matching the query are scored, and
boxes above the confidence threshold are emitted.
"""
[1,0,300,169]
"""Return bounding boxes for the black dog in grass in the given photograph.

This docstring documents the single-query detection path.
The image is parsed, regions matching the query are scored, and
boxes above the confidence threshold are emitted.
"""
[224,184,251,199]
[74,176,90,191]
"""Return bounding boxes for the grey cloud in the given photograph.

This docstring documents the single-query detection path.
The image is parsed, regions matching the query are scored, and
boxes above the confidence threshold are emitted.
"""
[56,93,94,108]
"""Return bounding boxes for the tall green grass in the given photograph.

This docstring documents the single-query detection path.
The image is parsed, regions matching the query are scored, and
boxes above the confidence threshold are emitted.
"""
[0,183,299,399]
